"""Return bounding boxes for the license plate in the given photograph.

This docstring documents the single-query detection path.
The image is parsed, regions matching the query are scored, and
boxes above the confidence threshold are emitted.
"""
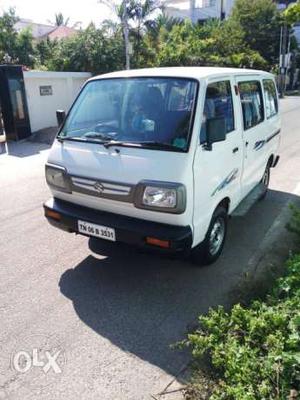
[78,220,116,241]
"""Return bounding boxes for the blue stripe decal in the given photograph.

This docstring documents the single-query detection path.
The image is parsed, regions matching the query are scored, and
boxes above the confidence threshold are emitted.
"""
[266,129,281,143]
[211,168,239,197]
[254,140,266,151]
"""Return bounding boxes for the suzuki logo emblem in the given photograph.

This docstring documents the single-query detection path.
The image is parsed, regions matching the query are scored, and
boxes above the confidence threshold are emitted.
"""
[94,182,105,194]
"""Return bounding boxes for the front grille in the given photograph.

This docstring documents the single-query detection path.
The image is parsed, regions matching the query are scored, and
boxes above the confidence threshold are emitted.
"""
[70,175,135,203]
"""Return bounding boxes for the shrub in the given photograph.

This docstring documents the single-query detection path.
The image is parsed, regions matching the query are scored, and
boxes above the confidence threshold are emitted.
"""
[184,255,300,399]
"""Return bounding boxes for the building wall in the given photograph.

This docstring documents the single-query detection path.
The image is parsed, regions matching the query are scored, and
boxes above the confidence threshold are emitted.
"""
[192,2,221,22]
[294,24,300,46]
[14,20,55,39]
[23,71,91,132]
[224,0,235,16]
[164,0,236,21]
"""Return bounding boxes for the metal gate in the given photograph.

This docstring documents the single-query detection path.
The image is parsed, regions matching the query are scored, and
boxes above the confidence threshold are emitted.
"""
[0,65,31,141]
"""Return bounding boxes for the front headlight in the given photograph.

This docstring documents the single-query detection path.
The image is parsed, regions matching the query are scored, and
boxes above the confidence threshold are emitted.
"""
[143,186,177,208]
[134,181,186,214]
[45,164,71,193]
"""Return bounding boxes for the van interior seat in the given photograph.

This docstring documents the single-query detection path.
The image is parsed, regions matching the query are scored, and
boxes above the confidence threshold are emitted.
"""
[158,110,190,143]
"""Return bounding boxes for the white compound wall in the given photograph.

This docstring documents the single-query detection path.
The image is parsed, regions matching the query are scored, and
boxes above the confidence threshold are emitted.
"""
[23,71,91,133]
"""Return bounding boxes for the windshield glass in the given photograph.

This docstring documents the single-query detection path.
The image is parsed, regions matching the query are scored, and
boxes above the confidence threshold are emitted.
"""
[59,77,198,151]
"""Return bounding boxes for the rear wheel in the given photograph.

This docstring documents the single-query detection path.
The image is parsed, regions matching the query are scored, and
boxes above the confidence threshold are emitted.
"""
[191,206,228,266]
[259,162,271,201]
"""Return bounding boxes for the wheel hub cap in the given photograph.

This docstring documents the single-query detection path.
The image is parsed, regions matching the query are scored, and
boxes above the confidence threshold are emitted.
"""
[209,218,225,256]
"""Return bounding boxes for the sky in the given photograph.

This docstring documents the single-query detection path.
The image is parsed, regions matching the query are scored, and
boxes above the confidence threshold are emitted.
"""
[0,0,114,27]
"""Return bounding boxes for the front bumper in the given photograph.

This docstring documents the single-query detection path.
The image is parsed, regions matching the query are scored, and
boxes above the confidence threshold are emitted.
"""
[43,198,193,252]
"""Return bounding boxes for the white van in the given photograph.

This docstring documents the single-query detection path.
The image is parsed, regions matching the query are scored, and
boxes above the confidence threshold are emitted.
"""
[44,67,280,265]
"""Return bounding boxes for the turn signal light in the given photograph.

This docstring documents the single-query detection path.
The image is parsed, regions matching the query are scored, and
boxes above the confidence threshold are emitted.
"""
[45,209,61,221]
[145,237,170,249]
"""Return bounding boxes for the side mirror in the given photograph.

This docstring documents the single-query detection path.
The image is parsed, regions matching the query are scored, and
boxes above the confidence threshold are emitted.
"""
[56,110,66,127]
[205,117,226,150]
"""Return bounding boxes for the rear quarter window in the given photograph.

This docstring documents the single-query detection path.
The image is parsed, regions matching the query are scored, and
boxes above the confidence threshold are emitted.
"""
[263,79,278,119]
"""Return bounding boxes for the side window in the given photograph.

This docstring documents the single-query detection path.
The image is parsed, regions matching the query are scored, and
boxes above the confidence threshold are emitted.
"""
[238,80,264,130]
[200,80,234,143]
[263,79,278,119]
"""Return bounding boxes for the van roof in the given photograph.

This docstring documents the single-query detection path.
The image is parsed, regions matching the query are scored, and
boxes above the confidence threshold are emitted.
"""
[90,67,274,81]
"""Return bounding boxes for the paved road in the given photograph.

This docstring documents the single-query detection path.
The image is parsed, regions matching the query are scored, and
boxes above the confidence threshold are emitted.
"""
[1,97,300,400]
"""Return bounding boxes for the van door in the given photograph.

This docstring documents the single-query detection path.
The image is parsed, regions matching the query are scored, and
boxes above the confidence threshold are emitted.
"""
[235,77,267,197]
[193,78,243,245]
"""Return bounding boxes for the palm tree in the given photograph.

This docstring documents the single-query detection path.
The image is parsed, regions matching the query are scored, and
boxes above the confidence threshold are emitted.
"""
[55,12,70,26]
[102,19,122,35]
[99,0,131,69]
[131,0,162,34]
[144,13,181,42]
[129,0,162,64]
[48,13,70,27]
[99,0,161,69]
[48,13,81,29]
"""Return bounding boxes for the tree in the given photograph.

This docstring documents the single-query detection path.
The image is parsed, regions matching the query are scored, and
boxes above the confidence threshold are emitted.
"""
[231,0,282,67]
[48,12,81,29]
[99,0,132,69]
[0,2,279,73]
[137,14,182,67]
[0,8,36,67]
[129,0,162,65]
[49,12,70,27]
[99,0,161,69]
[147,14,183,39]
[284,1,300,25]
[155,18,266,69]
[101,19,121,36]
[46,23,124,74]
[35,38,58,67]
[0,8,19,63]
[16,27,35,67]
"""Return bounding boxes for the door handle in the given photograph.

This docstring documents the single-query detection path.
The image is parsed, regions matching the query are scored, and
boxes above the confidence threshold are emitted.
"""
[232,147,239,154]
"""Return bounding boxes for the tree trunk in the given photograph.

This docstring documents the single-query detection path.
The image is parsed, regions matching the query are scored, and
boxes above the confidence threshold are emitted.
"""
[122,0,130,70]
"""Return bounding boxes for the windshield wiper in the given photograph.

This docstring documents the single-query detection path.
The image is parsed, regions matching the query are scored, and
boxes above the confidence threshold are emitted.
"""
[57,135,106,144]
[84,132,117,141]
[103,140,185,151]
[58,135,85,142]
[102,140,142,149]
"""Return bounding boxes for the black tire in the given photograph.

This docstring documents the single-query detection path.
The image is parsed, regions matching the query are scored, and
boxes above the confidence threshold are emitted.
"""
[191,206,228,266]
[259,162,271,201]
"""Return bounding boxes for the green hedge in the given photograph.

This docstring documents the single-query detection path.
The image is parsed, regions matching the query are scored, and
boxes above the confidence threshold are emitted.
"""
[185,255,300,399]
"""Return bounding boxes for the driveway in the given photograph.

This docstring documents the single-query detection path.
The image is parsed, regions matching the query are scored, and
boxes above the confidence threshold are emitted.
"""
[0,97,300,400]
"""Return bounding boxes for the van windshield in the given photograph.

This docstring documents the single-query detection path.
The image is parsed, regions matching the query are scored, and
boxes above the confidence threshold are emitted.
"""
[58,77,198,152]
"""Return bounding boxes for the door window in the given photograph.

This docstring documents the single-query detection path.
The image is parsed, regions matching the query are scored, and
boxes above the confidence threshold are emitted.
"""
[263,79,278,119]
[200,80,234,143]
[238,81,264,130]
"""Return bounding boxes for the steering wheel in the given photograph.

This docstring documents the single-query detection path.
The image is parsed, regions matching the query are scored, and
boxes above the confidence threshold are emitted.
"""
[95,123,120,137]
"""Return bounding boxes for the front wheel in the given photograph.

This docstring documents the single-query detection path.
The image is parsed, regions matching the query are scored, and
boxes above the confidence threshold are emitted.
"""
[191,206,228,266]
